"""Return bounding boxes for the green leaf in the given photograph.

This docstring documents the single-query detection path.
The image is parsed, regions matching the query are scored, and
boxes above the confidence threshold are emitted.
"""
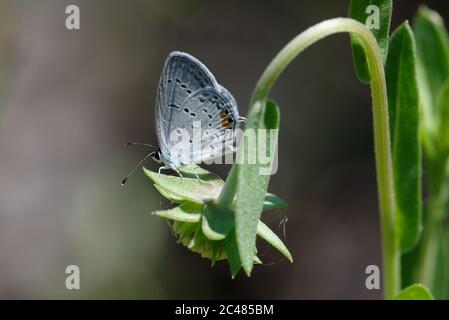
[222,229,242,278]
[414,6,449,109]
[201,203,234,241]
[254,256,262,264]
[432,226,449,299]
[385,22,422,252]
[414,7,449,159]
[437,80,449,153]
[395,284,434,300]
[143,166,224,204]
[152,201,202,223]
[401,246,421,290]
[417,61,438,156]
[262,193,288,211]
[349,0,392,83]
[147,166,285,210]
[257,221,293,262]
[153,184,185,203]
[234,99,280,275]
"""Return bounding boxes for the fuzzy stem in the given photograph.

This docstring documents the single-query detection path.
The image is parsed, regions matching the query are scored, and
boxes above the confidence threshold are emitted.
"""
[219,18,399,298]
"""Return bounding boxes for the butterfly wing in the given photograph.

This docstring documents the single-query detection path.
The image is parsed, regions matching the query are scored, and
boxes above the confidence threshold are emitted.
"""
[155,51,217,157]
[178,86,240,164]
[155,51,240,167]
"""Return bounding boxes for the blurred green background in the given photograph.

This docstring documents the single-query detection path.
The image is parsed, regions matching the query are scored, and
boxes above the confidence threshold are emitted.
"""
[0,0,447,299]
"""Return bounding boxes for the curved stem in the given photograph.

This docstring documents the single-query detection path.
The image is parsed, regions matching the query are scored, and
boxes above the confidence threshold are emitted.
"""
[219,17,399,299]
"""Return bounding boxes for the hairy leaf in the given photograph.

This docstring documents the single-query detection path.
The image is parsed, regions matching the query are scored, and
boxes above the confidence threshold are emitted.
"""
[143,166,224,204]
[201,203,234,241]
[152,201,202,223]
[385,22,422,252]
[263,192,288,211]
[234,99,280,275]
[222,229,242,278]
[257,221,293,262]
[414,6,449,108]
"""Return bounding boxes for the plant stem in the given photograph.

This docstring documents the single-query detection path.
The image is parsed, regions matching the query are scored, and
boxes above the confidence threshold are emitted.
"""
[418,156,449,289]
[219,18,399,299]
[417,196,442,289]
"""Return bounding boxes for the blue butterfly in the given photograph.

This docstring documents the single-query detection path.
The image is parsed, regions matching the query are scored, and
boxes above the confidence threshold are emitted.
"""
[122,52,244,185]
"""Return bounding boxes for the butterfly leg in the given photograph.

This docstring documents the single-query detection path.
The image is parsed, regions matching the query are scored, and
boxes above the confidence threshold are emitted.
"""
[238,116,247,123]
[170,164,184,180]
[190,166,203,184]
[157,165,171,177]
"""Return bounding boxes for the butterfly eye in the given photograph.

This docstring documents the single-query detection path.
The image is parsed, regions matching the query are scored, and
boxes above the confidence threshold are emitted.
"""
[150,150,161,161]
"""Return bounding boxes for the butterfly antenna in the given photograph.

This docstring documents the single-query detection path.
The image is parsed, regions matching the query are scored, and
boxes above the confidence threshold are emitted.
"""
[121,152,153,186]
[125,142,155,148]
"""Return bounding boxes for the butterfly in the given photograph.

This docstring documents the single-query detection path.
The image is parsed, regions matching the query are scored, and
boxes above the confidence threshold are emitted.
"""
[122,51,244,185]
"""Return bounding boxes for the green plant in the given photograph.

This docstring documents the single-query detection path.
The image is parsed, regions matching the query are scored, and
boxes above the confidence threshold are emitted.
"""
[144,165,292,278]
[401,5,449,300]
[145,1,449,300]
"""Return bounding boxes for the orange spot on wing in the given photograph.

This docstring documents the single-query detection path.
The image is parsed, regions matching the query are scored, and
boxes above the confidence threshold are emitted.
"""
[221,120,232,128]
[220,110,233,127]
[220,110,227,118]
